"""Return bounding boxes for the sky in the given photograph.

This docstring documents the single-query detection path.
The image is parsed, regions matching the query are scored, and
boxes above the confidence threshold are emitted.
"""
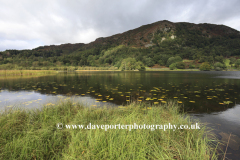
[0,0,240,51]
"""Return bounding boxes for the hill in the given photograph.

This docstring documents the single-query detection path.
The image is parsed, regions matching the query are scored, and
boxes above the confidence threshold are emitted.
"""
[0,20,240,70]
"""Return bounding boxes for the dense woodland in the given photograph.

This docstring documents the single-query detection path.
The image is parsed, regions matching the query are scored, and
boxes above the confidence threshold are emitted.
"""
[1,21,240,71]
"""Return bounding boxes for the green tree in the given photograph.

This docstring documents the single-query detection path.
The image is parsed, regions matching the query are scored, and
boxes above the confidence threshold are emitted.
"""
[234,59,240,68]
[199,62,211,71]
[114,61,122,69]
[32,61,40,67]
[166,56,182,67]
[120,58,137,71]
[229,57,236,65]
[158,54,170,66]
[87,55,95,66]
[214,62,226,71]
[214,56,224,63]
[135,61,145,71]
[42,61,50,66]
[169,63,177,70]
[199,56,208,63]
[175,62,186,69]
[145,57,155,67]
[189,63,195,69]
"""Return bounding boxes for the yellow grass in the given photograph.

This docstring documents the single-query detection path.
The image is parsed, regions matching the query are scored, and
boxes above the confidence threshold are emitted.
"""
[0,70,57,76]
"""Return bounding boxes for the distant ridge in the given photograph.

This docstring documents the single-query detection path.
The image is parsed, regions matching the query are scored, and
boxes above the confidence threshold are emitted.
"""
[32,20,240,52]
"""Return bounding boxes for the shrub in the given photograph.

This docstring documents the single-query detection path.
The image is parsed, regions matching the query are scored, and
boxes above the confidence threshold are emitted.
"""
[195,64,200,69]
[214,56,224,63]
[169,63,177,70]
[229,57,236,65]
[199,56,214,64]
[234,59,240,68]
[189,63,195,69]
[199,62,211,71]
[215,67,222,71]
[114,61,122,69]
[166,56,182,67]
[158,60,164,66]
[175,62,186,69]
[198,56,208,63]
[136,61,145,71]
[145,57,155,67]
[214,62,226,71]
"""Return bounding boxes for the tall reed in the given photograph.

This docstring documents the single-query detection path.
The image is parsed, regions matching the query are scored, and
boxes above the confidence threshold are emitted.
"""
[0,101,220,159]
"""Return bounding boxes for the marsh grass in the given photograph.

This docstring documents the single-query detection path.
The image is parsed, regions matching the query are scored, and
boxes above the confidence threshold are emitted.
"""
[0,70,57,76]
[0,101,221,159]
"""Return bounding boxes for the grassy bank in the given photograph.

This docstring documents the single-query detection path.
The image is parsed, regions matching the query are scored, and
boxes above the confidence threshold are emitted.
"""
[0,64,119,71]
[0,101,220,159]
[0,70,57,76]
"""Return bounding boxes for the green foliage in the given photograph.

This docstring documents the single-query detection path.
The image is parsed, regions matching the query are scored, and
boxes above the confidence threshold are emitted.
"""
[169,63,177,70]
[214,62,226,71]
[169,62,186,70]
[1,22,240,70]
[157,54,170,66]
[199,56,214,64]
[234,59,240,68]
[119,58,145,71]
[229,57,236,65]
[166,56,182,67]
[145,57,155,67]
[214,56,224,63]
[114,61,122,69]
[199,62,211,71]
[189,63,195,69]
[135,61,146,71]
[175,62,186,69]
[0,63,15,70]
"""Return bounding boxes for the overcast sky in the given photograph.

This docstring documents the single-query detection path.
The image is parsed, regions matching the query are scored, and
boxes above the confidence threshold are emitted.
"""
[0,0,239,51]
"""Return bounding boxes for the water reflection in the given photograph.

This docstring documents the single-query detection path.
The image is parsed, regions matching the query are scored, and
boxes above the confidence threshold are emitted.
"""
[1,71,240,113]
[0,90,117,112]
[1,71,240,159]
[191,105,240,159]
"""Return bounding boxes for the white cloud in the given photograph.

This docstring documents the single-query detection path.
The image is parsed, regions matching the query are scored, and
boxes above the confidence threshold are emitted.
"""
[0,0,239,51]
[0,39,44,50]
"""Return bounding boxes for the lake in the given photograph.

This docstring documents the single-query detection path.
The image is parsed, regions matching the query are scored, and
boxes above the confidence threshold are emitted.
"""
[0,71,240,159]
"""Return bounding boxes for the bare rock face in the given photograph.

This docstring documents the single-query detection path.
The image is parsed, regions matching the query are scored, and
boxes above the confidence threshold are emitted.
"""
[170,35,176,39]
[145,44,153,47]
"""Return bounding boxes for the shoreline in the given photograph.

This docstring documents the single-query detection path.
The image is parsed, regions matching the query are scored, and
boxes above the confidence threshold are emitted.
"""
[0,69,239,76]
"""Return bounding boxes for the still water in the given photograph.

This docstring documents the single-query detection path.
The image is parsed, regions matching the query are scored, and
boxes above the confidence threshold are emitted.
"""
[0,71,240,159]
